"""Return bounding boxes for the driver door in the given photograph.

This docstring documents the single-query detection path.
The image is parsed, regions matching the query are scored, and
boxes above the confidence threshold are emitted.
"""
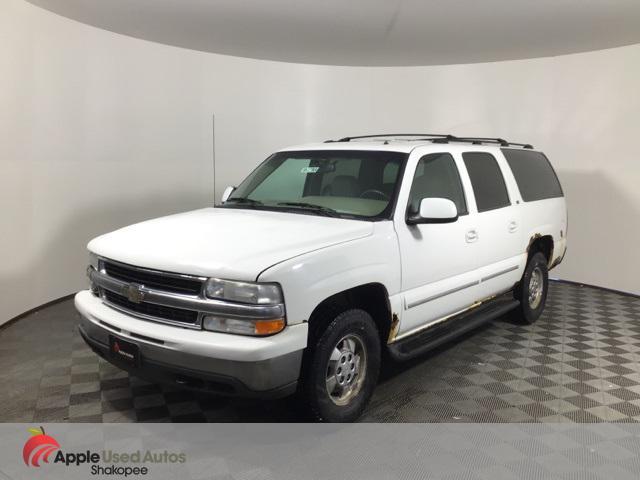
[394,151,481,336]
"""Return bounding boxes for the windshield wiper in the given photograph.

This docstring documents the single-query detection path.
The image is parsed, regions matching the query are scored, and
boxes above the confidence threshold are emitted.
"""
[224,197,263,206]
[224,198,340,217]
[276,202,340,217]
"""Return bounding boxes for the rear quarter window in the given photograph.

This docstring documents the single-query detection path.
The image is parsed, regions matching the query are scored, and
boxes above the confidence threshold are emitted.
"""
[501,149,563,202]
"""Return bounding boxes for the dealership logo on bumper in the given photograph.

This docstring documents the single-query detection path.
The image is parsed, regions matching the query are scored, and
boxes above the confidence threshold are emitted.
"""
[122,283,146,303]
[22,427,186,475]
[112,340,135,361]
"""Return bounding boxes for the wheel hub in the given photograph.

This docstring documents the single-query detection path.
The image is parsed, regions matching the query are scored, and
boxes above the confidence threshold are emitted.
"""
[528,266,544,309]
[326,334,367,406]
[334,350,357,387]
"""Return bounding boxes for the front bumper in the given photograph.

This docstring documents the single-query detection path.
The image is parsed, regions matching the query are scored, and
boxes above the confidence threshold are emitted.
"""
[75,290,307,398]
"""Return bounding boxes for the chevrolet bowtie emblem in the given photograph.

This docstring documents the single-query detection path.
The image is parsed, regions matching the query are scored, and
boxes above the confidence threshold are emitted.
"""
[123,283,145,304]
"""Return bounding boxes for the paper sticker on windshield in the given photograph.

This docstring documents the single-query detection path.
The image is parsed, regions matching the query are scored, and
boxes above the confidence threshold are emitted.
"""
[301,166,319,174]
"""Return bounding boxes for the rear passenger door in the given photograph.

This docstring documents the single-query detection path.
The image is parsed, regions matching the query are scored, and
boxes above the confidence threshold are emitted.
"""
[461,151,524,299]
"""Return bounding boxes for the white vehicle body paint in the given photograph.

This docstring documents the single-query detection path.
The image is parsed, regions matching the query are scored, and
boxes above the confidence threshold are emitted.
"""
[75,138,567,400]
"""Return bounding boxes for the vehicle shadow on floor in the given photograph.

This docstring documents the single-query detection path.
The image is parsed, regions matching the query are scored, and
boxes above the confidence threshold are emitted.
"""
[198,314,509,423]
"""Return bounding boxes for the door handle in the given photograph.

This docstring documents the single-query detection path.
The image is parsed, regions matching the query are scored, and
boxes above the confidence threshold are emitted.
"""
[465,229,478,243]
[508,221,518,233]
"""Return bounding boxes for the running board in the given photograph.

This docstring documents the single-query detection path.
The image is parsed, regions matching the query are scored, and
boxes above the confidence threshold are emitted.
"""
[387,294,520,361]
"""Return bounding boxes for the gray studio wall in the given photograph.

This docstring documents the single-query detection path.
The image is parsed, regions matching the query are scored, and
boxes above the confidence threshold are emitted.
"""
[1,0,639,324]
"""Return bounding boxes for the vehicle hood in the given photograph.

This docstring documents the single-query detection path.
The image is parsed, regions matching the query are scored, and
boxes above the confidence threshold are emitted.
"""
[88,207,373,280]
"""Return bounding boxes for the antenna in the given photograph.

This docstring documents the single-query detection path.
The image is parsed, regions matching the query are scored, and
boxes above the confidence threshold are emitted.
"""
[212,113,216,204]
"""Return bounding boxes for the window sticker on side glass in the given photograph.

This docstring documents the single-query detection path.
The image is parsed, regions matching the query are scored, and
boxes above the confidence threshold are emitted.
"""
[301,166,319,174]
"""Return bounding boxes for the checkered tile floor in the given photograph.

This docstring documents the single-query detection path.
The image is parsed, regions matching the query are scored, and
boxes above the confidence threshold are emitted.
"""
[1,281,639,423]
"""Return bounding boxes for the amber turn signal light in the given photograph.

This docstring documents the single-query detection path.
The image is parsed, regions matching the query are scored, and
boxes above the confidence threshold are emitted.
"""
[254,318,286,336]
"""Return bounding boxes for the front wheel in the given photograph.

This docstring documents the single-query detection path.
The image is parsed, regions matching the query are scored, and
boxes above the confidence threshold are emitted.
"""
[514,251,549,324]
[301,309,380,422]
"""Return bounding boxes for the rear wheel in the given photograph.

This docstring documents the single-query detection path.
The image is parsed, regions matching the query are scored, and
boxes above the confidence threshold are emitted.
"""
[301,309,380,422]
[514,252,549,324]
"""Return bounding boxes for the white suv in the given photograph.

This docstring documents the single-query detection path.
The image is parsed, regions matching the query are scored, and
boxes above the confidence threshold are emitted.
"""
[76,134,567,422]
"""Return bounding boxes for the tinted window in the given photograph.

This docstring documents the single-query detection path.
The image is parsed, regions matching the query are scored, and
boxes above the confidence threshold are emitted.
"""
[501,149,563,201]
[463,152,510,212]
[408,153,467,215]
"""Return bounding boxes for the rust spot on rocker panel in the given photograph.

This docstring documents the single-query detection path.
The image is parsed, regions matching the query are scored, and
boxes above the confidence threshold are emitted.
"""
[388,294,501,344]
[476,294,496,305]
[387,313,400,343]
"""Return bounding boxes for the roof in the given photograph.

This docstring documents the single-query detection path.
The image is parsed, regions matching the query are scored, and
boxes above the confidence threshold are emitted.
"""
[279,134,537,154]
[280,141,420,153]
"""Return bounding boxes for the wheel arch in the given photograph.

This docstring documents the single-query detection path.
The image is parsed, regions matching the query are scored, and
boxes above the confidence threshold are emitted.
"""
[307,283,395,345]
[526,233,554,266]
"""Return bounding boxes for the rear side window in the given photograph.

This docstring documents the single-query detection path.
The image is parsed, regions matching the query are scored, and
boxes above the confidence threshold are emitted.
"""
[462,152,511,212]
[501,149,563,201]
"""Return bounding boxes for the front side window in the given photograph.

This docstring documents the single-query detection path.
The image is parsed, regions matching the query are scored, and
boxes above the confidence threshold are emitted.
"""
[407,153,467,216]
[463,152,511,212]
[224,150,407,219]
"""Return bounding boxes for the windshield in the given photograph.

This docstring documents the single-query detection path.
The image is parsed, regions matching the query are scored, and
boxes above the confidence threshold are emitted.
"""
[223,150,407,219]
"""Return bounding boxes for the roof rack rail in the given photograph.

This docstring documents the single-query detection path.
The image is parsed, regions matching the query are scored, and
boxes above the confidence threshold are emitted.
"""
[432,136,508,146]
[504,142,534,149]
[325,133,452,143]
[324,133,533,149]
[433,136,533,149]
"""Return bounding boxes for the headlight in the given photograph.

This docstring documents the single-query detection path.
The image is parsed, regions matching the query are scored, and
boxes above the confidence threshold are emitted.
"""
[204,278,283,305]
[202,315,285,336]
[203,279,285,336]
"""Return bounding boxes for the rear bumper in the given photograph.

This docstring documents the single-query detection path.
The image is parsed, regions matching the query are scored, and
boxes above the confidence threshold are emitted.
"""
[75,290,307,397]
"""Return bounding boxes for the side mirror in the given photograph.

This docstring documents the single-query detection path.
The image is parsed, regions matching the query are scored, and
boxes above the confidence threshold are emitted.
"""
[221,186,236,203]
[406,198,458,225]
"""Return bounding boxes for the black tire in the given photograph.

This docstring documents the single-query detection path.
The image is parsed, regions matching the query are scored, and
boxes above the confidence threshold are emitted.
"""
[300,309,380,422]
[514,252,549,324]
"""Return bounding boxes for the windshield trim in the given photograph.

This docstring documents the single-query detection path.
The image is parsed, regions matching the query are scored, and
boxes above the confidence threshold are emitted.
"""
[217,149,410,222]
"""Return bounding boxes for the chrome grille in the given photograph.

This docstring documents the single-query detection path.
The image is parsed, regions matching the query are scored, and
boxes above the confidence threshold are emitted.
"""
[103,290,199,325]
[97,259,206,328]
[103,260,204,295]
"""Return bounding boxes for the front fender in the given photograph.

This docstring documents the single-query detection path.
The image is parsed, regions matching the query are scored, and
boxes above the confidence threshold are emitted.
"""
[257,222,401,326]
